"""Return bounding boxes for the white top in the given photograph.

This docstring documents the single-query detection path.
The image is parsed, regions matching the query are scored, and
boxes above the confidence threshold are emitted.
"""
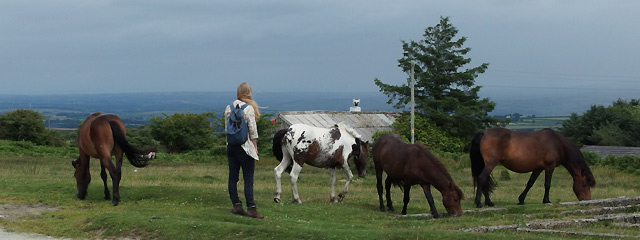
[224,100,259,160]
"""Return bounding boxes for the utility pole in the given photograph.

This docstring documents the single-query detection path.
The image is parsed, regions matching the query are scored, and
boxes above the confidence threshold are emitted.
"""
[410,62,415,144]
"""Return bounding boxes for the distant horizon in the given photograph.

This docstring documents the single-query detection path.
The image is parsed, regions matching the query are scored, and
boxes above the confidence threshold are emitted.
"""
[0,90,388,96]
[1,90,637,117]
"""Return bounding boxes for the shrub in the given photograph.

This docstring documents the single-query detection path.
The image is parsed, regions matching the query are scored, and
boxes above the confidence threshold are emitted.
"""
[149,112,216,153]
[391,113,466,152]
[583,150,640,176]
[0,109,64,146]
[581,150,602,165]
[0,140,76,158]
[601,155,640,174]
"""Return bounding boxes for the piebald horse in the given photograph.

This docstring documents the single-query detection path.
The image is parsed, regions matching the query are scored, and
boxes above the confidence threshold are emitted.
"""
[272,123,369,203]
[470,128,596,208]
[72,112,155,206]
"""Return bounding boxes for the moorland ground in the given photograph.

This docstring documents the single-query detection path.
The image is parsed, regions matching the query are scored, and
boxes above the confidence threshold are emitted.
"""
[0,152,639,240]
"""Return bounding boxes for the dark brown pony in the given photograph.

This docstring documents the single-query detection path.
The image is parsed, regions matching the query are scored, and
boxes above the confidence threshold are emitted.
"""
[470,128,596,208]
[373,133,464,218]
[72,112,155,206]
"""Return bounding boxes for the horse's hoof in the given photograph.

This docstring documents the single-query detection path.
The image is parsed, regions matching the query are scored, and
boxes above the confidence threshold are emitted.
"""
[486,202,495,207]
[379,208,385,212]
[475,204,482,208]
[432,213,440,219]
[517,202,525,205]
[337,193,345,202]
[388,207,395,212]
[274,198,280,203]
[111,201,119,206]
[292,199,302,204]
[330,197,336,202]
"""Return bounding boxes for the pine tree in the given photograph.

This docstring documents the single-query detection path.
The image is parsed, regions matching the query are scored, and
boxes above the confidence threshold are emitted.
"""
[375,16,499,138]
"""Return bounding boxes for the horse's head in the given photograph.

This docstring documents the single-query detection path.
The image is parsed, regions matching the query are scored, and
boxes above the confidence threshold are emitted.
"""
[72,157,90,200]
[568,145,596,201]
[573,168,596,201]
[442,182,464,217]
[351,138,369,178]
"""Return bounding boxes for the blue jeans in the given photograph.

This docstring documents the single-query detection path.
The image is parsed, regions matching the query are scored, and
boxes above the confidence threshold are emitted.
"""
[227,144,256,208]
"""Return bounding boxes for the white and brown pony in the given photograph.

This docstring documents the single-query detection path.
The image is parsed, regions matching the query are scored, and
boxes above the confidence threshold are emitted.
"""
[272,123,369,203]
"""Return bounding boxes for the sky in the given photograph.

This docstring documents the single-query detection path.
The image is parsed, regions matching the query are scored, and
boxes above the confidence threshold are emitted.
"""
[1,0,639,98]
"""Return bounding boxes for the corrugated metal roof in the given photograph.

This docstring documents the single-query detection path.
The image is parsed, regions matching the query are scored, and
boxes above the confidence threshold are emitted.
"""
[581,145,640,158]
[275,111,400,142]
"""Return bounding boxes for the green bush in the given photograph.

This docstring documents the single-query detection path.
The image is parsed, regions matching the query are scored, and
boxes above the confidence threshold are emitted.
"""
[433,150,468,170]
[581,150,602,165]
[149,112,217,153]
[0,140,76,158]
[601,155,640,174]
[0,109,65,146]
[391,113,466,152]
[582,150,640,176]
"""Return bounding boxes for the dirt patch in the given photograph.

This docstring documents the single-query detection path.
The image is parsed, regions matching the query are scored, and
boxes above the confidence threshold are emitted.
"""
[0,203,58,221]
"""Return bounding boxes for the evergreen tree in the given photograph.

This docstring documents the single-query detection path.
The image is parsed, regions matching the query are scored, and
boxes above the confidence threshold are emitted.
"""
[374,16,499,138]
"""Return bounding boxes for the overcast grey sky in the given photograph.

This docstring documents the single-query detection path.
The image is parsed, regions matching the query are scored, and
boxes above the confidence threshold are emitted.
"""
[1,0,639,96]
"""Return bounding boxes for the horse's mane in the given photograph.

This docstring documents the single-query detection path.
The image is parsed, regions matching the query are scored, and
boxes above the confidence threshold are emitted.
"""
[414,142,455,181]
[546,129,596,187]
[415,142,464,199]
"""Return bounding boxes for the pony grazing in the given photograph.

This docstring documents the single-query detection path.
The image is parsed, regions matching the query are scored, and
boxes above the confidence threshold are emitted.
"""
[470,128,596,208]
[373,133,464,218]
[72,112,155,206]
[272,122,369,203]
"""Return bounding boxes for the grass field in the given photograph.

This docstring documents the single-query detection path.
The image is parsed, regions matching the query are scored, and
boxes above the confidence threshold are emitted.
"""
[0,153,639,240]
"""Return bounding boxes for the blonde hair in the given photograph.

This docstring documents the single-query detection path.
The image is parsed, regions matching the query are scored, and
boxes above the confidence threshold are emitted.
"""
[237,82,260,118]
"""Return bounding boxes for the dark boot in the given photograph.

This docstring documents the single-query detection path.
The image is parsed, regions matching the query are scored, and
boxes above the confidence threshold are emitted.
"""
[246,207,264,219]
[230,205,246,216]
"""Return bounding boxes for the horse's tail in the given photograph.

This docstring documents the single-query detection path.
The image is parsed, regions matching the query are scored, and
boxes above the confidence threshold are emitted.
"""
[388,177,405,192]
[272,128,292,173]
[470,131,495,193]
[109,121,154,168]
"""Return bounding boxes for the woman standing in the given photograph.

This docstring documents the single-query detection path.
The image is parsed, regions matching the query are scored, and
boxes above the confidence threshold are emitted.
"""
[224,82,264,219]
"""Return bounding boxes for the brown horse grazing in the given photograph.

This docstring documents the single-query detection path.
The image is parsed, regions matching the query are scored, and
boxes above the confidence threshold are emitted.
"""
[72,112,155,206]
[373,133,464,218]
[470,128,596,208]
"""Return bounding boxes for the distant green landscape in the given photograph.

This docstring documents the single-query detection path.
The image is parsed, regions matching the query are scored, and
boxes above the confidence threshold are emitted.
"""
[0,92,397,130]
[0,92,583,133]
[504,116,569,131]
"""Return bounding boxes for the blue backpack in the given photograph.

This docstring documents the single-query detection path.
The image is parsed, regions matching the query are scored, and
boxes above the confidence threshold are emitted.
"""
[226,103,249,145]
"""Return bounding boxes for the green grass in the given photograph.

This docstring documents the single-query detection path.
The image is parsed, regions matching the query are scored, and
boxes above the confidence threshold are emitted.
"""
[0,153,639,240]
